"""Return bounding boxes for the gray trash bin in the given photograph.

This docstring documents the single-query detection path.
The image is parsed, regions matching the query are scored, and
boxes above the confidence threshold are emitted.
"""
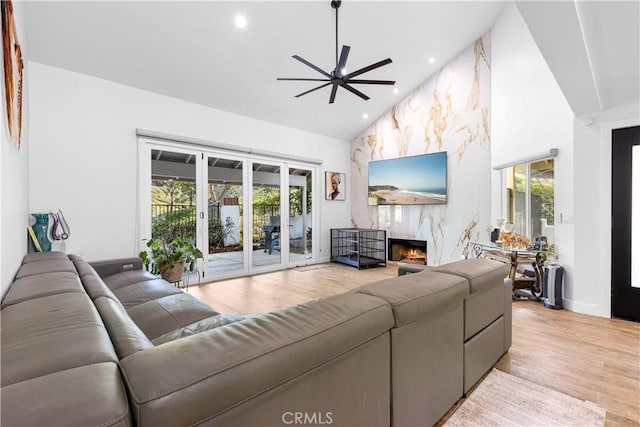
[543,263,564,309]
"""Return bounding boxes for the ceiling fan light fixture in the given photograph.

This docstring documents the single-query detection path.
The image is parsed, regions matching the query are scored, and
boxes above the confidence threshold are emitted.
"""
[277,1,395,104]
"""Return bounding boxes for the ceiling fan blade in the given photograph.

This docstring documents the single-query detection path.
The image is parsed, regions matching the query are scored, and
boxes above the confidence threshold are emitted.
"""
[292,55,333,79]
[344,58,393,79]
[340,83,370,101]
[277,78,331,82]
[347,79,396,85]
[337,45,351,74]
[295,82,332,98]
[329,83,339,104]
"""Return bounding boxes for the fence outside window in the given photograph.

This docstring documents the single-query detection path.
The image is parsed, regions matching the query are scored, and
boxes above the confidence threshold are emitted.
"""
[152,203,288,245]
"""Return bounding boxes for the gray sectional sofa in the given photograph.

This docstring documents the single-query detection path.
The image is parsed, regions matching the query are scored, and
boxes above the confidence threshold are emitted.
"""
[1,252,511,427]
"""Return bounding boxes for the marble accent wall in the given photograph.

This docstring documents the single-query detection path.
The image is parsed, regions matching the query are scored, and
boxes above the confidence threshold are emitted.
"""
[350,34,491,265]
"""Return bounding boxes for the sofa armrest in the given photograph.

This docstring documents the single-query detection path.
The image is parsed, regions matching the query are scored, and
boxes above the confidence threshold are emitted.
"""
[90,258,143,278]
[120,292,393,426]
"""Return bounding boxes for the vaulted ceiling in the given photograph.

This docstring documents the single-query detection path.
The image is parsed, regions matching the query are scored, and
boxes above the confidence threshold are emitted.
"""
[515,1,639,117]
[20,1,639,140]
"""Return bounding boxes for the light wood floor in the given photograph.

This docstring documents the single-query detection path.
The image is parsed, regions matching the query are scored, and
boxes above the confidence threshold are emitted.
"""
[188,263,640,426]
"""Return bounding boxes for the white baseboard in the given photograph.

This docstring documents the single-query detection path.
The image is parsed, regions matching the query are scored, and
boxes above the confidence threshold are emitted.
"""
[562,298,609,318]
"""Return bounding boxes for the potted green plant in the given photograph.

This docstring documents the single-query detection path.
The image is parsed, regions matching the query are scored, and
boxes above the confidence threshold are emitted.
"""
[138,237,203,282]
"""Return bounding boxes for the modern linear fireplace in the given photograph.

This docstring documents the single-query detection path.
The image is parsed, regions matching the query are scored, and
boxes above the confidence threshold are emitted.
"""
[388,238,428,265]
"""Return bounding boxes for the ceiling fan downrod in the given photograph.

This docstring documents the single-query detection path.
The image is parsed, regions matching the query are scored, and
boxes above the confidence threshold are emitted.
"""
[332,0,341,70]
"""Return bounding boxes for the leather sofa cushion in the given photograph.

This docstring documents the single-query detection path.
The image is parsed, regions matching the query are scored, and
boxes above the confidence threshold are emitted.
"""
[22,251,68,263]
[94,296,154,358]
[151,313,248,345]
[355,271,468,327]
[126,293,219,340]
[112,279,183,309]
[102,270,157,290]
[427,258,509,294]
[1,271,84,308]
[120,292,393,426]
[1,293,118,386]
[1,362,131,427]
[14,258,77,279]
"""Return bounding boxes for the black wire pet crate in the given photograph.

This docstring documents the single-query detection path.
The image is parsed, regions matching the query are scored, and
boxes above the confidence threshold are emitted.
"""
[330,228,387,269]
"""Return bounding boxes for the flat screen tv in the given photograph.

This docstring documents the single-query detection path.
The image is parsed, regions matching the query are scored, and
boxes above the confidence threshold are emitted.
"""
[368,151,447,205]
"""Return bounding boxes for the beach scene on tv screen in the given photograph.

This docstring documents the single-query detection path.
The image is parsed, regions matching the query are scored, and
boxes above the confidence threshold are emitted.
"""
[368,152,447,205]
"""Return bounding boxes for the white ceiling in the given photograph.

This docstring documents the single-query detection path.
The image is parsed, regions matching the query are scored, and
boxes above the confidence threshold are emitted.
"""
[515,0,640,117]
[20,1,639,141]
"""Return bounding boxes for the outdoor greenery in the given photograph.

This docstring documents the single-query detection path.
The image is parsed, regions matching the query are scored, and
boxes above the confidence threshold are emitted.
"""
[289,186,312,216]
[252,187,280,207]
[152,180,195,207]
[512,169,555,226]
[209,217,236,249]
[152,207,196,243]
[151,177,311,250]
[151,179,237,248]
[530,177,554,226]
[151,208,236,250]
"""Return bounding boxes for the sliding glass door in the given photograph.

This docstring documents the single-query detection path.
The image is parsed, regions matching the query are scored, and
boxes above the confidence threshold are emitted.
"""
[249,162,316,269]
[251,161,282,269]
[139,139,318,281]
[205,154,245,276]
[148,146,199,248]
[288,165,313,264]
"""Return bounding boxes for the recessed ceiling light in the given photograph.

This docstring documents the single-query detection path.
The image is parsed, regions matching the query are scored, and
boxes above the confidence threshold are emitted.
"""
[234,15,247,29]
[393,87,399,94]
[428,57,435,64]
[363,113,369,119]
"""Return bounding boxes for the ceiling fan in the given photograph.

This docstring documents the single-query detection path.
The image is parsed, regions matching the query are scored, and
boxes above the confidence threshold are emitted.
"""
[277,0,395,104]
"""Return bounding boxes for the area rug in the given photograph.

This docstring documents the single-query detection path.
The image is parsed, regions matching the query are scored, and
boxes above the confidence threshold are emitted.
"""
[443,369,606,427]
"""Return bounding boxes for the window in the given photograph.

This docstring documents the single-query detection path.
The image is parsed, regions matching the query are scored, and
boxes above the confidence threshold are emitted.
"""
[504,158,555,251]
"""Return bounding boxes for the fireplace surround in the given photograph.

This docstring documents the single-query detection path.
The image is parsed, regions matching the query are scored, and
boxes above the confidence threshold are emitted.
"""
[388,238,428,265]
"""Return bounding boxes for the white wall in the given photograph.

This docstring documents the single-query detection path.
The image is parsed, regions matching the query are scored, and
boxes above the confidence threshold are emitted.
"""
[573,103,640,317]
[491,4,576,308]
[1,2,30,297]
[27,62,350,263]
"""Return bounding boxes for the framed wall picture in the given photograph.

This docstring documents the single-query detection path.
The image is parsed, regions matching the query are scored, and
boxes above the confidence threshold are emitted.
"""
[325,171,345,201]
[1,0,23,150]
